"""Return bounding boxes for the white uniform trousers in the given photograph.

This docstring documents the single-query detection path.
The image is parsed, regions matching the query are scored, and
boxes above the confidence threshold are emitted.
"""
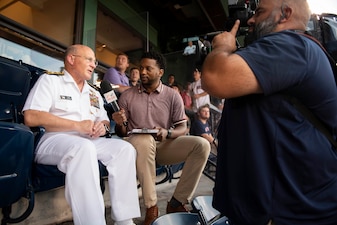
[35,133,140,225]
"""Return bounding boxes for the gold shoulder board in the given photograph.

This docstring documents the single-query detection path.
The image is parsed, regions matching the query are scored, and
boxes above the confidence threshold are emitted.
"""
[45,71,64,76]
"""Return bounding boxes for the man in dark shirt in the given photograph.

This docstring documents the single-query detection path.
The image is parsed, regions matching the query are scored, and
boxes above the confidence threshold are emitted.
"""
[202,0,337,224]
[190,104,216,146]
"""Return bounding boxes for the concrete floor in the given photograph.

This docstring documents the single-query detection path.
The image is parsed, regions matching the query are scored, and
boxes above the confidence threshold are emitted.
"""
[57,172,215,225]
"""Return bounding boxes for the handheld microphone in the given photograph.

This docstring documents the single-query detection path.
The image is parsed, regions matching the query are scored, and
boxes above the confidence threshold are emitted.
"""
[100,80,128,126]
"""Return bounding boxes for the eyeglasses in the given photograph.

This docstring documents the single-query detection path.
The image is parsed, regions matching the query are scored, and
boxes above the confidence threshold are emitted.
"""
[72,55,98,66]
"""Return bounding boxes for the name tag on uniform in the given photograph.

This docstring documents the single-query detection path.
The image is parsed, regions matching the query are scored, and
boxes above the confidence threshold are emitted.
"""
[60,95,72,100]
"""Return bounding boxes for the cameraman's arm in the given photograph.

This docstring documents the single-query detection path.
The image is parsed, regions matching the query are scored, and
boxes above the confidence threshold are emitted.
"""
[202,20,261,99]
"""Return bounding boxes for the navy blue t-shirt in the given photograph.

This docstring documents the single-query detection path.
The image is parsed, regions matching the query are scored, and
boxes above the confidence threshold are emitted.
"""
[213,31,337,225]
[190,119,212,136]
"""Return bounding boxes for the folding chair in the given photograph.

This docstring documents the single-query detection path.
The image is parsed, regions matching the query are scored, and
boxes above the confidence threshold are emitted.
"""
[0,122,35,225]
[151,212,201,225]
[0,57,31,123]
[209,216,231,225]
[192,195,221,225]
[0,57,35,224]
[202,152,217,181]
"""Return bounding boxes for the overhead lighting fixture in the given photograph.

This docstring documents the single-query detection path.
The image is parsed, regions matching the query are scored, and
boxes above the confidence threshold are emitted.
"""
[96,43,107,52]
[174,4,182,9]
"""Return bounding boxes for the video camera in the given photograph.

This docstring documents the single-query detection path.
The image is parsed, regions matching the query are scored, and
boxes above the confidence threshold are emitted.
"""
[226,0,258,33]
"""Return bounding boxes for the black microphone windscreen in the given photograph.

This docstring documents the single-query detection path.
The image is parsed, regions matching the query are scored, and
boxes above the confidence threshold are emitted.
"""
[100,80,113,94]
[99,80,126,125]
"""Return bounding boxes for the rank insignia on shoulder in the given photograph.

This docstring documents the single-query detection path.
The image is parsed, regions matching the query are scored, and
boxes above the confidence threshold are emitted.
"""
[45,71,64,76]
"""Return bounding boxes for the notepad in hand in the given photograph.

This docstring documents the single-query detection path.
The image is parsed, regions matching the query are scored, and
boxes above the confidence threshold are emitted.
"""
[128,128,159,135]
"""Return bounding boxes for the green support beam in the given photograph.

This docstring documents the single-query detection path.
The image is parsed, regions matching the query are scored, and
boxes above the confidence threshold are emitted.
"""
[220,0,230,17]
[82,0,98,50]
[99,0,158,47]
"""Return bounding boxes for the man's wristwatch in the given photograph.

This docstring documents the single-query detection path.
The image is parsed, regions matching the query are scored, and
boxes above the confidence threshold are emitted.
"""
[166,128,172,139]
[103,124,110,134]
[117,121,128,127]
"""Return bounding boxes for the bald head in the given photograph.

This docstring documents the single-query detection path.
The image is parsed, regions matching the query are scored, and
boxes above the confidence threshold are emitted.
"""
[248,0,311,39]
[64,45,93,62]
[281,0,311,29]
[63,44,97,83]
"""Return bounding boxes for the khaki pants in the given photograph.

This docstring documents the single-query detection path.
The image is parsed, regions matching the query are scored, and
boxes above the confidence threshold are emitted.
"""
[127,134,210,208]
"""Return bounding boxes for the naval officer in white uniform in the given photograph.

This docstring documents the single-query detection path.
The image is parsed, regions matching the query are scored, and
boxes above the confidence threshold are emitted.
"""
[23,44,140,225]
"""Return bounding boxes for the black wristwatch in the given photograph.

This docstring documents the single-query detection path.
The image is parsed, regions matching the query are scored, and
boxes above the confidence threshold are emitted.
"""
[166,128,172,139]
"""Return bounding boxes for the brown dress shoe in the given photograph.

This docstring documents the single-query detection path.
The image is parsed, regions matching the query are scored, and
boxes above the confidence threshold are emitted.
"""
[144,205,158,225]
[166,201,189,214]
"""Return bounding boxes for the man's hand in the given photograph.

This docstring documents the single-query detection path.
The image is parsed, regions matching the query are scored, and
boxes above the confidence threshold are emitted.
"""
[77,120,94,135]
[212,19,240,53]
[77,120,107,138]
[112,109,128,137]
[153,127,168,142]
[112,108,127,126]
[91,121,108,138]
